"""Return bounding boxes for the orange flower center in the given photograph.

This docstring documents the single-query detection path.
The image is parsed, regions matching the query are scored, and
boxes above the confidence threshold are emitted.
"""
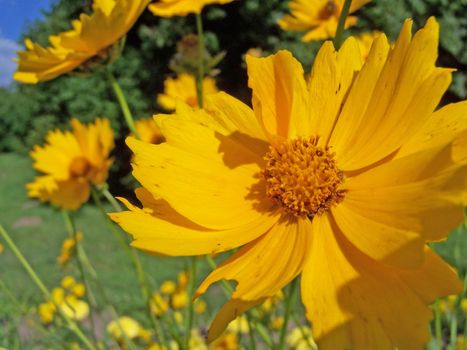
[69,157,91,178]
[319,0,338,20]
[262,136,345,218]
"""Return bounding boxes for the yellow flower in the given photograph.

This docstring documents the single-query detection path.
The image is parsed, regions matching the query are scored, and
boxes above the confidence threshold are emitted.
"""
[173,311,184,325]
[461,299,467,314]
[61,275,76,289]
[38,302,56,324]
[160,280,177,295]
[227,316,249,334]
[287,327,317,350]
[177,271,189,290]
[107,316,141,341]
[171,291,189,309]
[189,329,208,350]
[157,74,218,111]
[57,233,83,265]
[210,332,239,350]
[135,118,166,144]
[194,299,207,314]
[51,287,66,304]
[271,316,284,330]
[72,283,86,298]
[355,31,383,61]
[14,0,149,84]
[150,292,169,316]
[278,0,371,41]
[60,295,90,321]
[111,18,467,349]
[27,118,114,210]
[261,289,283,313]
[149,0,235,17]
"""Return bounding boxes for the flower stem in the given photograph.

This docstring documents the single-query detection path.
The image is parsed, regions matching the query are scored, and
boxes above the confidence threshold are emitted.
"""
[333,0,352,49]
[183,256,198,349]
[278,278,298,350]
[91,186,167,345]
[106,69,140,138]
[195,13,205,108]
[62,210,99,346]
[0,224,97,350]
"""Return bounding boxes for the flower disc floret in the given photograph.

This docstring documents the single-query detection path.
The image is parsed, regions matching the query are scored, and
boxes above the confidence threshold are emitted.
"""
[263,137,345,217]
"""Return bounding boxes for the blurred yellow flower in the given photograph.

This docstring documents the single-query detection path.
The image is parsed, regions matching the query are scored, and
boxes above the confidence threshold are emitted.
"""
[38,302,56,324]
[261,289,284,313]
[149,0,234,17]
[174,311,184,325]
[171,291,189,309]
[157,74,218,111]
[151,292,169,316]
[107,316,142,341]
[279,0,371,41]
[160,280,177,295]
[14,0,149,84]
[60,295,90,321]
[111,18,467,349]
[271,316,284,330]
[27,118,114,210]
[72,283,86,298]
[148,344,167,350]
[194,299,207,314]
[227,316,249,334]
[177,271,189,290]
[61,275,76,289]
[355,31,383,61]
[287,327,317,350]
[210,332,239,350]
[57,233,83,266]
[461,299,467,314]
[135,118,166,145]
[189,329,208,350]
[52,287,66,304]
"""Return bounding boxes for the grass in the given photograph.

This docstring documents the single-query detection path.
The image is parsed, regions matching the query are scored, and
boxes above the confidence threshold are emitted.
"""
[0,152,466,349]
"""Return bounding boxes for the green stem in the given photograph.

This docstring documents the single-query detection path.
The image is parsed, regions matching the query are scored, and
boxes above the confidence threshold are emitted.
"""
[184,257,198,349]
[0,224,97,350]
[106,69,140,138]
[101,187,122,212]
[333,0,353,49]
[434,299,443,349]
[278,278,298,350]
[195,13,205,108]
[61,210,99,346]
[91,186,167,346]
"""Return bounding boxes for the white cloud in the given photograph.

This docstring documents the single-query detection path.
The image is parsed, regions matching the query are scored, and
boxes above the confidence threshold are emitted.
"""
[0,36,21,87]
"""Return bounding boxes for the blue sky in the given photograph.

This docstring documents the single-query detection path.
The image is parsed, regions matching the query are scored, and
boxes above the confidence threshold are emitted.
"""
[0,0,55,86]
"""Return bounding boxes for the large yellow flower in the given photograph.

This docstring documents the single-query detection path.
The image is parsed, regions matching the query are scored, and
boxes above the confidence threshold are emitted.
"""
[14,0,149,84]
[149,0,235,17]
[111,18,467,349]
[158,73,219,111]
[279,0,371,41]
[27,118,114,210]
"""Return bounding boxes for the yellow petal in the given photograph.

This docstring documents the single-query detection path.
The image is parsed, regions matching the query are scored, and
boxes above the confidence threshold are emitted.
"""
[246,50,310,140]
[149,0,234,16]
[195,216,312,341]
[127,137,273,230]
[301,214,461,350]
[110,197,278,256]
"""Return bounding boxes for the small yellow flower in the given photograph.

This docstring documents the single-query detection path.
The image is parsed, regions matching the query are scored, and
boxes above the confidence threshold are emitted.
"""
[151,293,169,316]
[149,0,235,17]
[271,317,284,330]
[171,291,189,310]
[72,283,86,298]
[61,275,76,289]
[227,316,249,334]
[107,316,142,341]
[38,302,56,324]
[287,327,317,350]
[135,118,166,145]
[14,0,149,83]
[189,329,208,350]
[174,311,184,325]
[27,118,114,210]
[355,31,383,61]
[148,344,167,350]
[177,271,189,290]
[138,328,153,343]
[160,280,177,295]
[157,74,218,111]
[51,287,65,304]
[194,299,207,314]
[60,295,90,321]
[278,0,371,41]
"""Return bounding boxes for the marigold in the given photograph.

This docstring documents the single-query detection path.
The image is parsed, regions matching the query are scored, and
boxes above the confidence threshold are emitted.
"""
[149,0,235,17]
[158,74,219,111]
[279,0,371,41]
[14,0,149,84]
[111,18,467,349]
[27,118,114,210]
[135,118,166,144]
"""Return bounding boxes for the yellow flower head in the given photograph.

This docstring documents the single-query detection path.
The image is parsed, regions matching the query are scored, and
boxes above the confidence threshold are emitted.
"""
[14,0,149,84]
[111,18,467,349]
[194,299,207,314]
[38,302,56,324]
[71,283,86,298]
[27,118,114,210]
[57,232,83,265]
[279,0,371,41]
[287,327,317,350]
[60,295,90,321]
[135,118,166,145]
[227,316,249,334]
[150,292,169,316]
[271,316,284,330]
[355,31,383,61]
[171,290,189,309]
[107,316,142,341]
[157,74,219,111]
[160,280,177,295]
[61,275,76,289]
[149,0,235,17]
